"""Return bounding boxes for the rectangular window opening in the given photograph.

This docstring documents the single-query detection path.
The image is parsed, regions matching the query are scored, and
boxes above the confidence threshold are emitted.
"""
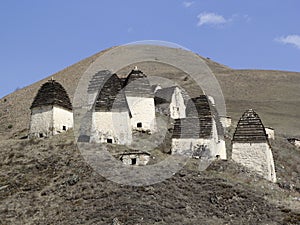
[131,158,137,165]
[137,122,142,128]
[107,138,113,144]
[62,126,67,131]
[39,133,44,138]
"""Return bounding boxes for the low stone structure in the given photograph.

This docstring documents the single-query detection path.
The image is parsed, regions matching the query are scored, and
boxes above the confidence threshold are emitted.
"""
[118,151,150,166]
[232,109,276,182]
[287,138,300,148]
[29,79,73,138]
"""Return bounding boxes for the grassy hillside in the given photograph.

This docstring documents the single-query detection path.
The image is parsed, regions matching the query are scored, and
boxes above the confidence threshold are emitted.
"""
[0,48,300,224]
[0,131,299,224]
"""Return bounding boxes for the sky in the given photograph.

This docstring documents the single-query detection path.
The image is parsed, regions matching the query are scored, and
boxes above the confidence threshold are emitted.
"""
[0,0,300,98]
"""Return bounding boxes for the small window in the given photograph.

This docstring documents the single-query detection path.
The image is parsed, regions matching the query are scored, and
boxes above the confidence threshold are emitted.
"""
[107,138,113,144]
[131,158,137,165]
[62,126,67,131]
[39,133,44,138]
[137,122,142,128]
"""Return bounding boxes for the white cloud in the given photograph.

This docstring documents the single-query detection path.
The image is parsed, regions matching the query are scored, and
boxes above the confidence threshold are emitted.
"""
[127,27,133,33]
[183,1,194,8]
[276,35,300,49]
[197,12,227,26]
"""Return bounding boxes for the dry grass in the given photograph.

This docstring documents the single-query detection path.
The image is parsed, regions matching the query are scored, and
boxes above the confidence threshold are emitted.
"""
[1,49,300,224]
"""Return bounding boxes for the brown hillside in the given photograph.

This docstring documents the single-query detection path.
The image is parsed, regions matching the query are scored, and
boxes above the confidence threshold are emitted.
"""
[1,48,300,140]
[0,48,300,224]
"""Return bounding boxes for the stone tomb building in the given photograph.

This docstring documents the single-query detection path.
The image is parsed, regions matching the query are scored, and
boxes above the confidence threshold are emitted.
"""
[123,67,156,133]
[232,109,276,182]
[89,72,132,145]
[29,79,73,138]
[171,95,226,159]
[154,86,187,119]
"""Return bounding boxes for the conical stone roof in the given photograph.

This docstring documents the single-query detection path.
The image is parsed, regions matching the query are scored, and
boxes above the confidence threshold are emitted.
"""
[30,79,72,111]
[93,73,130,112]
[233,109,268,143]
[124,68,153,97]
[185,96,213,138]
[172,117,212,139]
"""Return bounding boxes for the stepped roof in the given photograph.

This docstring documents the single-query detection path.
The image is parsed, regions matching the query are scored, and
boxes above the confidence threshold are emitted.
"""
[233,109,268,143]
[92,72,130,112]
[155,86,178,104]
[172,117,212,139]
[184,96,213,137]
[124,67,153,97]
[30,79,72,111]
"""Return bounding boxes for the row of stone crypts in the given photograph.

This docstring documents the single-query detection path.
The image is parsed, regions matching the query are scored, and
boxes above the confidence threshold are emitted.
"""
[29,68,276,182]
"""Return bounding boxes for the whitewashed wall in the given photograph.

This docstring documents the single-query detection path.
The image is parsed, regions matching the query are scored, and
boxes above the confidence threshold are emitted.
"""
[30,106,73,137]
[216,140,227,160]
[126,96,156,132]
[295,140,300,148]
[171,138,214,158]
[29,105,53,137]
[169,87,186,119]
[91,111,132,145]
[265,127,275,140]
[232,142,276,182]
[52,106,73,135]
[220,116,231,128]
[121,154,150,166]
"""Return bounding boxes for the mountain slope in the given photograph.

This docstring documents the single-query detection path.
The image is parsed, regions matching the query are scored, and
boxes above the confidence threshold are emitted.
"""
[0,48,300,224]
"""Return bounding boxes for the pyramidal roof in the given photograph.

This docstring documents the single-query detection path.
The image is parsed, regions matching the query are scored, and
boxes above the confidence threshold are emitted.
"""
[233,109,268,143]
[93,73,130,112]
[30,79,72,111]
[87,70,112,94]
[172,117,212,139]
[124,67,153,97]
[186,95,212,118]
[185,96,213,137]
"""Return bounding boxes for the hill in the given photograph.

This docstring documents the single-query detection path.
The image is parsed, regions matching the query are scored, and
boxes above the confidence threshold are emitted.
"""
[0,47,300,224]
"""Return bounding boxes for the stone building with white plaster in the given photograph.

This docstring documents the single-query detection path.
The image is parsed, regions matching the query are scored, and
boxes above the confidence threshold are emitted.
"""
[232,109,276,182]
[123,67,156,133]
[265,127,275,140]
[29,79,73,138]
[287,138,300,148]
[117,151,151,166]
[171,95,226,159]
[154,86,187,119]
[89,72,132,145]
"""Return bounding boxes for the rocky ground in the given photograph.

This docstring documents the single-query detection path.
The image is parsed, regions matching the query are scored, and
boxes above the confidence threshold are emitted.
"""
[1,50,300,224]
[0,130,299,225]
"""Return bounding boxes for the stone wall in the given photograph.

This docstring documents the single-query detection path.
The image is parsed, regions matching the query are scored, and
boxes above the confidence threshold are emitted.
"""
[220,116,231,128]
[52,106,73,135]
[29,106,73,137]
[169,87,186,119]
[29,105,53,137]
[126,96,156,132]
[91,111,132,145]
[265,127,275,140]
[121,153,150,166]
[232,142,276,182]
[171,138,213,158]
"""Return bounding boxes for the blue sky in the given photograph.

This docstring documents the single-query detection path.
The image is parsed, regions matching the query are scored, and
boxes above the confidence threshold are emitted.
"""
[0,0,300,98]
